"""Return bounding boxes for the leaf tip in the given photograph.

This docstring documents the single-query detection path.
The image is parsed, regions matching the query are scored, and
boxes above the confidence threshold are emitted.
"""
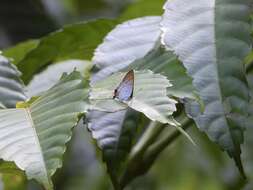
[232,153,247,180]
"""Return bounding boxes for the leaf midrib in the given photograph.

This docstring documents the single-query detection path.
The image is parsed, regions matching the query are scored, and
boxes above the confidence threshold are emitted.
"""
[213,0,243,153]
[23,107,51,188]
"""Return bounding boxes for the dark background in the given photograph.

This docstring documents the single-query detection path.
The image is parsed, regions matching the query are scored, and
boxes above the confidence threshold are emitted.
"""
[0,0,130,48]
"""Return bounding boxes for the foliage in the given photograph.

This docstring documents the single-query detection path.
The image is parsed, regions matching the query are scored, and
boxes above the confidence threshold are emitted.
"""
[0,55,27,108]
[0,70,88,189]
[0,0,253,190]
[161,0,252,177]
[119,0,166,21]
[3,20,117,84]
[3,40,39,65]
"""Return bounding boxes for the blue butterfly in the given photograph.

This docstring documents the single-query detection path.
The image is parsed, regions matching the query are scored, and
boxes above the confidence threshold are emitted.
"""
[113,70,134,101]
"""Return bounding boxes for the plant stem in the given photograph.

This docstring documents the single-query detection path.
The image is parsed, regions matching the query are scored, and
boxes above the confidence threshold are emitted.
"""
[145,118,193,159]
[110,174,122,190]
[119,122,164,189]
[128,122,165,161]
[120,118,193,188]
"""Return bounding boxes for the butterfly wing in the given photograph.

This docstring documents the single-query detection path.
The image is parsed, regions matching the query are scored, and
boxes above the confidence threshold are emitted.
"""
[114,70,134,101]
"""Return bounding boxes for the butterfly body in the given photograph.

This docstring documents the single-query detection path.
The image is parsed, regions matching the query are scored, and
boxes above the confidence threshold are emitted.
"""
[113,70,134,101]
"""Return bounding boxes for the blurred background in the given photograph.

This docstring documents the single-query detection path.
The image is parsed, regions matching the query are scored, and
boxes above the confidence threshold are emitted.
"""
[1,1,253,190]
[0,0,131,49]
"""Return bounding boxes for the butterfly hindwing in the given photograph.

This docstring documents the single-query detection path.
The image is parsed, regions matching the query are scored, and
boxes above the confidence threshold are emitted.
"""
[114,70,134,101]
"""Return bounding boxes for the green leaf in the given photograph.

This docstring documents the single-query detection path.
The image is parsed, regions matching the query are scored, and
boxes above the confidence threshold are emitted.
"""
[0,71,88,189]
[14,19,117,84]
[88,15,195,188]
[2,40,39,65]
[133,46,195,99]
[90,70,193,142]
[0,161,24,175]
[89,17,165,188]
[63,0,107,14]
[120,0,166,21]
[161,0,252,177]
[2,173,27,190]
[0,161,27,190]
[27,59,92,97]
[91,16,162,83]
[119,116,194,189]
[246,58,253,129]
[89,16,194,188]
[0,55,27,108]
[91,16,194,99]
[90,70,176,122]
[246,52,253,91]
[87,110,139,189]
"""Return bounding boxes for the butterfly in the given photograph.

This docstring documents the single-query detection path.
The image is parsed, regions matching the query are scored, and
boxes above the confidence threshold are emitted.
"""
[113,70,134,101]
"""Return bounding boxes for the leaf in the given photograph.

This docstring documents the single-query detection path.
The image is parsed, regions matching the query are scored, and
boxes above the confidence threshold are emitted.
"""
[0,162,27,190]
[2,40,39,65]
[87,110,139,188]
[90,70,194,189]
[27,59,92,97]
[89,16,164,188]
[14,19,117,84]
[0,160,24,175]
[161,0,252,176]
[133,45,195,99]
[63,0,107,14]
[0,103,5,109]
[119,0,166,21]
[88,16,194,188]
[0,55,27,108]
[246,59,253,126]
[90,70,193,141]
[91,16,162,83]
[2,174,27,190]
[91,16,194,99]
[0,71,88,189]
[246,52,253,91]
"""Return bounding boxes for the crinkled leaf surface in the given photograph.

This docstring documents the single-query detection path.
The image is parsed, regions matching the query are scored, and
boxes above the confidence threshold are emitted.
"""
[87,110,139,185]
[90,70,176,123]
[133,46,195,99]
[91,16,194,98]
[0,55,27,108]
[87,110,127,156]
[88,70,194,187]
[89,16,194,187]
[161,0,252,175]
[0,71,88,189]
[90,70,194,137]
[88,16,164,188]
[27,59,92,97]
[15,19,117,84]
[91,16,161,83]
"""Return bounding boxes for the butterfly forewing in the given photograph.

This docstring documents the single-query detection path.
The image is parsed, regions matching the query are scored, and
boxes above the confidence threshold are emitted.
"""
[114,70,134,101]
